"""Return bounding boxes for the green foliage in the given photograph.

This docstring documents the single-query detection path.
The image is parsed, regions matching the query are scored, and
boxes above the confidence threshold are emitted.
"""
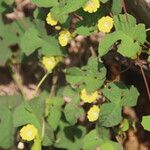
[46,97,64,130]
[31,0,58,7]
[100,140,123,150]
[99,14,146,58]
[83,129,102,150]
[99,83,139,127]
[64,102,84,125]
[111,0,122,14]
[0,0,148,149]
[66,57,106,92]
[141,116,150,131]
[99,102,122,127]
[0,106,14,149]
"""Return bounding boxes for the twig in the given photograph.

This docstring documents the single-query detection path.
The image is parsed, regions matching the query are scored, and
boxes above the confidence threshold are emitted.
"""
[137,58,150,101]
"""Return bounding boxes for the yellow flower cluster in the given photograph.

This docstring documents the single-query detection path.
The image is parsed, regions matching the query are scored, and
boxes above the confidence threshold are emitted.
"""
[80,89,98,103]
[46,12,58,26]
[58,30,72,46]
[20,124,37,141]
[87,105,100,122]
[83,0,100,13]
[98,16,114,33]
[41,56,62,73]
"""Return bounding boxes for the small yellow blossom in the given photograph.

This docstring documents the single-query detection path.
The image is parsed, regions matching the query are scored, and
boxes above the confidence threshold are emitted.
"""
[42,56,57,72]
[87,105,100,122]
[20,124,37,141]
[58,30,72,46]
[98,16,114,33]
[55,25,61,30]
[83,0,100,13]
[46,12,58,26]
[80,89,98,103]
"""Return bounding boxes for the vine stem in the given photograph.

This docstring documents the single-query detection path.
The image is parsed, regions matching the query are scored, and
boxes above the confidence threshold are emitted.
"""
[139,64,150,101]
[34,72,49,95]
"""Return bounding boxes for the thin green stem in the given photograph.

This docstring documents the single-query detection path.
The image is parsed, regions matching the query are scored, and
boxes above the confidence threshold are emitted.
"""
[146,28,150,32]
[35,72,49,95]
[49,73,58,97]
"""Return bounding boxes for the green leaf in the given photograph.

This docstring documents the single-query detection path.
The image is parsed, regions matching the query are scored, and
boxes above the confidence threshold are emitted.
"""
[66,67,84,84]
[0,106,14,149]
[141,116,150,131]
[102,82,124,104]
[42,123,54,146]
[55,124,86,150]
[128,24,146,44]
[20,20,65,56]
[83,129,102,150]
[118,35,140,58]
[51,6,68,24]
[47,107,61,130]
[41,36,66,56]
[0,41,11,65]
[113,14,136,31]
[76,26,94,36]
[62,86,80,105]
[111,0,122,14]
[20,27,43,55]
[12,92,48,133]
[121,85,139,107]
[98,31,121,57]
[4,0,14,5]
[31,0,58,7]
[64,103,84,125]
[13,102,41,131]
[99,14,146,58]
[99,30,141,58]
[97,126,110,140]
[66,57,106,92]
[99,102,122,127]
[46,97,64,130]
[62,0,87,14]
[100,140,123,150]
[0,95,23,110]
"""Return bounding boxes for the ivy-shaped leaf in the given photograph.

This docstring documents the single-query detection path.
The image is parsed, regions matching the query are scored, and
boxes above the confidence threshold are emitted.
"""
[0,106,14,149]
[99,102,122,127]
[66,57,106,92]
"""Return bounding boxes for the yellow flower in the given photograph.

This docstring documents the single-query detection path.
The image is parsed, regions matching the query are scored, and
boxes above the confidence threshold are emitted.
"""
[87,105,100,122]
[20,124,37,141]
[55,25,61,30]
[42,56,57,72]
[98,16,114,33]
[80,89,98,103]
[83,0,100,13]
[46,12,58,26]
[58,30,72,46]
